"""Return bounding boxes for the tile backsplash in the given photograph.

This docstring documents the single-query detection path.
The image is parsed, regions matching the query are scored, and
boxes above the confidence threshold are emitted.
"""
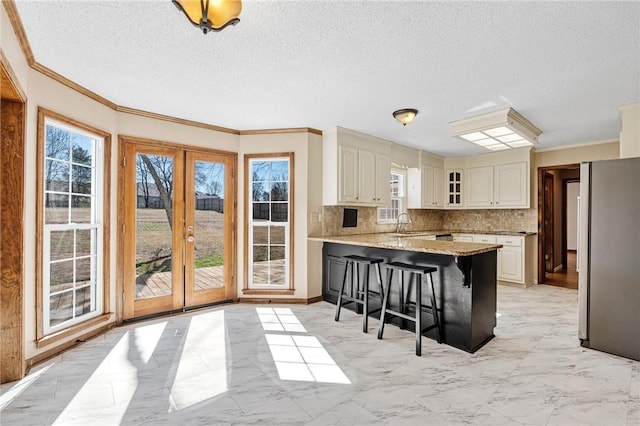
[441,209,537,233]
[320,206,537,236]
[321,207,443,236]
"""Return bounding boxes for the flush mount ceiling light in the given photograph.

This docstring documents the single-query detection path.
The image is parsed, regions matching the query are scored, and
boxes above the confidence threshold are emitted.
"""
[393,109,419,126]
[173,0,242,34]
[449,108,542,151]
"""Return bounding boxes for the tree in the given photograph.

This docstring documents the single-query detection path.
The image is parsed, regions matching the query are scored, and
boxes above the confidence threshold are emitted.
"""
[136,156,151,207]
[139,154,173,229]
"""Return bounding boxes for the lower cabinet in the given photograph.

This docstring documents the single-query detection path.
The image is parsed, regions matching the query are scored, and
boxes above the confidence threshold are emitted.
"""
[323,254,346,302]
[497,237,523,283]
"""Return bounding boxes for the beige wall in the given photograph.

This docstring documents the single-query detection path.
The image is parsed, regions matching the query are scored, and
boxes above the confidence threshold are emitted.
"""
[619,102,640,159]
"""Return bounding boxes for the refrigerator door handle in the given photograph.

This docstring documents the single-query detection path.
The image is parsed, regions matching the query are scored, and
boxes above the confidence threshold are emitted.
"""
[578,163,590,341]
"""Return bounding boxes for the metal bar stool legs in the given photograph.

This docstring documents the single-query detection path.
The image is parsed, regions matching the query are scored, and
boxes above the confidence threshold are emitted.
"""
[334,255,384,333]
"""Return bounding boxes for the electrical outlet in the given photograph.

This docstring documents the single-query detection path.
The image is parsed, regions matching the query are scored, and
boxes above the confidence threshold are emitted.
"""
[475,214,481,220]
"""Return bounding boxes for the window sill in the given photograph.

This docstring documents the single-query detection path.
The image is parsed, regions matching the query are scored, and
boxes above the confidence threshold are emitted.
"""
[36,313,113,349]
[242,289,295,295]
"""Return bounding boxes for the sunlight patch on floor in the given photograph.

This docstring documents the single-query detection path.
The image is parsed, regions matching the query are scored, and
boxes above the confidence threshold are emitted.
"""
[54,321,167,425]
[0,364,53,410]
[169,310,227,410]
[259,307,350,385]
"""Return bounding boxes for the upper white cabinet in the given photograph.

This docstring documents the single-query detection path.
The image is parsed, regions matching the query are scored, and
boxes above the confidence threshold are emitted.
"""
[408,152,444,209]
[446,169,464,208]
[494,162,528,207]
[466,161,528,208]
[422,165,444,208]
[466,166,494,207]
[324,127,392,206]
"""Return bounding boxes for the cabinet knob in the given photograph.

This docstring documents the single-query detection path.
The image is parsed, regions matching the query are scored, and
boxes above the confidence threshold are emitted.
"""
[490,202,493,205]
[356,197,359,200]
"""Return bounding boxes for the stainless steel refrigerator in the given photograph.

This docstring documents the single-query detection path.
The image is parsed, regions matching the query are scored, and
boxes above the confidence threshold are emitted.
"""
[578,157,640,361]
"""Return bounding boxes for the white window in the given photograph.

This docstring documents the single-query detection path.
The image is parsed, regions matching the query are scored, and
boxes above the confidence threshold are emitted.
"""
[378,169,407,223]
[42,118,105,334]
[247,155,293,290]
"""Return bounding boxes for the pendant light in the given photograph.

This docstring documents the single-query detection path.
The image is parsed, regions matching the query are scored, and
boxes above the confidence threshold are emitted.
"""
[173,0,242,34]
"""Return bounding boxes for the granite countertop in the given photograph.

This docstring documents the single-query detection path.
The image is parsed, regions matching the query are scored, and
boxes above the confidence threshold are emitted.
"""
[309,233,502,256]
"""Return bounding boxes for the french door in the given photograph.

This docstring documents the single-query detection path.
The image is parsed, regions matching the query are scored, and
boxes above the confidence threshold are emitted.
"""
[122,141,235,320]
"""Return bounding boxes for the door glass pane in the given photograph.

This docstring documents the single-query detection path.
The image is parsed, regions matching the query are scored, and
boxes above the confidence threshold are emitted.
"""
[135,153,174,300]
[192,160,225,292]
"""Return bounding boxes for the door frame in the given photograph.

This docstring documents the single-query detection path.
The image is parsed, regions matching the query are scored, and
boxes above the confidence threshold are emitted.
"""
[116,135,237,324]
[537,164,579,284]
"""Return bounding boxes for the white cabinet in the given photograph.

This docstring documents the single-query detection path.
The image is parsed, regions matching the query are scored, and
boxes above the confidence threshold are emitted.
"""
[409,164,444,209]
[338,145,358,203]
[422,166,444,208]
[324,127,392,206]
[496,236,523,283]
[446,169,464,208]
[494,162,528,207]
[466,162,529,208]
[467,166,494,207]
[374,154,391,206]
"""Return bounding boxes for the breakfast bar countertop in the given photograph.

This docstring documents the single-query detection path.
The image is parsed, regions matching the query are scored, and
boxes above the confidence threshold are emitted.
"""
[308,233,502,256]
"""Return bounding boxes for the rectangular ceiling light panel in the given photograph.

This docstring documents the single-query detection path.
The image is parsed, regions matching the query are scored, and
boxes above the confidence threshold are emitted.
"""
[449,108,542,151]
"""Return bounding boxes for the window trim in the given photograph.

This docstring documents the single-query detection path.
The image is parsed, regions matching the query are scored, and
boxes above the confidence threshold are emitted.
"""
[377,168,407,224]
[243,153,294,293]
[36,108,111,345]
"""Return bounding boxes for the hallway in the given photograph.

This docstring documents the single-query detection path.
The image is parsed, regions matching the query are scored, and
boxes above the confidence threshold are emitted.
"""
[544,251,578,290]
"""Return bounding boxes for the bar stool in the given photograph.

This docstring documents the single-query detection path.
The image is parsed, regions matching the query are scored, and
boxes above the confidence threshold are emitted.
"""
[377,261,442,356]
[334,255,385,333]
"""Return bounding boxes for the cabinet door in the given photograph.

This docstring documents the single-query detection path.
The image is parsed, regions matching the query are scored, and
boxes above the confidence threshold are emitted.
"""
[446,169,464,207]
[497,246,523,282]
[358,150,376,203]
[467,166,494,207]
[433,167,444,207]
[374,154,391,205]
[421,165,434,207]
[494,162,528,207]
[338,145,358,203]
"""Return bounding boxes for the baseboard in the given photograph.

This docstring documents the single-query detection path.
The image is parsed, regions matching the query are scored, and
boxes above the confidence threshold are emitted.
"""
[26,322,115,372]
[239,296,323,305]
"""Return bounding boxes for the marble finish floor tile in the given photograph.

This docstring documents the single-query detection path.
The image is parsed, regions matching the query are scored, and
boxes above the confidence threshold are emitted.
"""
[1,284,638,425]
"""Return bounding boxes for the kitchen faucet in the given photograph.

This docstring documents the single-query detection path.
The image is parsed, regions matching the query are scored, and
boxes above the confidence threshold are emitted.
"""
[395,212,412,234]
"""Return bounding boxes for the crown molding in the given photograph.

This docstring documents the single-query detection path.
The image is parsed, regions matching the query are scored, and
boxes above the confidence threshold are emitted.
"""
[239,127,322,136]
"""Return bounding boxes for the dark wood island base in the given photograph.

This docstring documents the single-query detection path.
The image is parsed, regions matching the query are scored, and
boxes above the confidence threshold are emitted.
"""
[322,242,498,353]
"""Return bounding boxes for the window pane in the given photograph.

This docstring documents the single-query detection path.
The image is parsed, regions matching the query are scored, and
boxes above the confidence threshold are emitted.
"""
[253,225,268,245]
[50,230,75,261]
[253,203,269,221]
[50,291,73,327]
[76,229,93,258]
[252,182,267,202]
[46,126,70,160]
[270,246,285,261]
[72,165,92,194]
[252,162,269,182]
[253,246,268,262]
[74,286,92,317]
[271,203,288,222]
[271,161,288,181]
[75,257,92,286]
[71,196,92,223]
[270,182,288,201]
[45,194,69,224]
[270,226,285,244]
[50,260,74,294]
[45,160,69,192]
[72,134,93,166]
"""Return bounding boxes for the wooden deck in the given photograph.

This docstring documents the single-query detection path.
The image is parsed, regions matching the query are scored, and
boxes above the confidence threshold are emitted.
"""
[135,260,286,299]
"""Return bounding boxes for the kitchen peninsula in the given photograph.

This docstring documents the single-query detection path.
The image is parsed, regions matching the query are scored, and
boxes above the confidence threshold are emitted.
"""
[311,233,502,353]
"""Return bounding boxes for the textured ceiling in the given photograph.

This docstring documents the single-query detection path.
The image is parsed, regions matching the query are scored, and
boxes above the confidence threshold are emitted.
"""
[13,0,640,156]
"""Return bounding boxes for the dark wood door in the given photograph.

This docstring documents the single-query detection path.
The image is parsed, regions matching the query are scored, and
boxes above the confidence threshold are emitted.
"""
[544,172,554,274]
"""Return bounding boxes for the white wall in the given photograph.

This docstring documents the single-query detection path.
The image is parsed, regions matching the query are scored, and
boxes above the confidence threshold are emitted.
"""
[619,102,640,159]
[566,182,580,251]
